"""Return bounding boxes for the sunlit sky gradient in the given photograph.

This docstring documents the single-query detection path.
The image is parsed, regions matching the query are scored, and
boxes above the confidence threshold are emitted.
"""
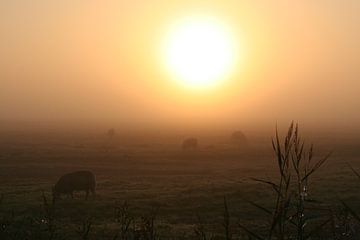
[1,1,359,130]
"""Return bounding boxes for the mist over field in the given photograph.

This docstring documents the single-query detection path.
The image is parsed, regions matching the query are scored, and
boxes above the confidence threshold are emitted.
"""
[0,123,360,238]
[1,0,360,239]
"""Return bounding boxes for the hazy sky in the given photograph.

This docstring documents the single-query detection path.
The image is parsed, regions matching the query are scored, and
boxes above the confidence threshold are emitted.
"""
[1,1,359,130]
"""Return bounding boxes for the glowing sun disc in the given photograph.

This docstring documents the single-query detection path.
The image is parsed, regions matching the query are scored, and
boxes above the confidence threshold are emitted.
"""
[164,17,236,89]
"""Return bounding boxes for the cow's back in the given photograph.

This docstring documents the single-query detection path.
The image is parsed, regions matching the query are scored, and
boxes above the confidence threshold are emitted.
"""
[182,138,198,150]
[55,171,96,194]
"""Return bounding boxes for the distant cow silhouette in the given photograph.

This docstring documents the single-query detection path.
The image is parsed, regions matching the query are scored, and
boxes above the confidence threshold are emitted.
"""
[107,128,116,138]
[230,131,248,146]
[53,171,96,200]
[182,137,198,150]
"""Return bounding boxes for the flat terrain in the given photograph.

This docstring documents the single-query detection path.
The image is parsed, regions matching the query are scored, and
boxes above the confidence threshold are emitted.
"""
[0,130,360,238]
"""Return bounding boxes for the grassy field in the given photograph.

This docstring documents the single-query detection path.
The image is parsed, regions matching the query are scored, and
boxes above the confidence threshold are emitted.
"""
[0,129,360,239]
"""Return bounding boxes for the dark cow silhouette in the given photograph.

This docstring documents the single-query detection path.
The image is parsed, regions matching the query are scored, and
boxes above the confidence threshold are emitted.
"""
[230,131,248,146]
[182,137,198,150]
[53,171,96,200]
[107,128,116,138]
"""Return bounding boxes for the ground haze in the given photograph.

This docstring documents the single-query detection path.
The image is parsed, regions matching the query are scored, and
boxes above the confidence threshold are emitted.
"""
[0,127,360,238]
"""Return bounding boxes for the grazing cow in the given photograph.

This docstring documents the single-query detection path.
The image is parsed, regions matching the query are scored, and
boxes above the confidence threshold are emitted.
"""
[53,171,96,200]
[182,137,198,150]
[230,130,248,147]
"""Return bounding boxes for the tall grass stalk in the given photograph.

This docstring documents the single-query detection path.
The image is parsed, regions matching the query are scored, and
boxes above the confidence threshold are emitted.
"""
[240,122,331,239]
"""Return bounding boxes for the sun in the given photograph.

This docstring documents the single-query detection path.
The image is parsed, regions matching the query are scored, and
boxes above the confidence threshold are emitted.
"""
[163,17,237,89]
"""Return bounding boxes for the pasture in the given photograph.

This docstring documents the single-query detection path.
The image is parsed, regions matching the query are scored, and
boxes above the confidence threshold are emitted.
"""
[0,129,360,239]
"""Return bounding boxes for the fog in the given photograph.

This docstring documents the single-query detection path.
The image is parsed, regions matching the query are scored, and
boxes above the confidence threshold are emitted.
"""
[1,1,359,132]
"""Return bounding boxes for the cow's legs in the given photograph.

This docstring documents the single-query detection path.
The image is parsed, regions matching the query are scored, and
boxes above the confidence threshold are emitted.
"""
[90,188,96,197]
[85,190,89,200]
